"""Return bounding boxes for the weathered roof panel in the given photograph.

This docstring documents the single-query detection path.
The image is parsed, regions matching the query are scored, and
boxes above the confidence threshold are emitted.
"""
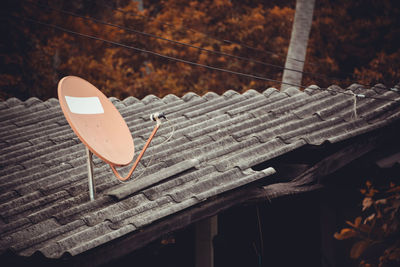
[1,84,400,261]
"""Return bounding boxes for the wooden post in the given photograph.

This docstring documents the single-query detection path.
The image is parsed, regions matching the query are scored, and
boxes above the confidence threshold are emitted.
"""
[320,201,336,266]
[281,0,315,90]
[195,216,218,267]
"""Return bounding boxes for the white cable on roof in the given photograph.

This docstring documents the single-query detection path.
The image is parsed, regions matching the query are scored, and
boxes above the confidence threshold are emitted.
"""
[133,117,175,180]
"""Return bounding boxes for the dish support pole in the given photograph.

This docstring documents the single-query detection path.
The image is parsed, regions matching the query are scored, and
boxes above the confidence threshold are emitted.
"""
[86,147,96,201]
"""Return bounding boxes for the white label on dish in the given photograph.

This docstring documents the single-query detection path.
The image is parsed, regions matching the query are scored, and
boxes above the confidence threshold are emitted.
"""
[65,96,104,114]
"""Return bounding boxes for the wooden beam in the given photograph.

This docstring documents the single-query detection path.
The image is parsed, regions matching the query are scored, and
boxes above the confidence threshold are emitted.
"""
[296,135,379,184]
[195,216,218,267]
[67,187,267,266]
[264,135,380,199]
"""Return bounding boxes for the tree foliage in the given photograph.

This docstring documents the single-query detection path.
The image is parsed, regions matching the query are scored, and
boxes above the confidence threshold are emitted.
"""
[334,180,400,267]
[1,0,399,100]
[306,0,400,87]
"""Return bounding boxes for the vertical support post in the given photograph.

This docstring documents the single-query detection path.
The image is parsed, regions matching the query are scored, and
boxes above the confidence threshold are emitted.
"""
[281,0,315,90]
[195,215,218,267]
[320,193,336,267]
[86,146,95,201]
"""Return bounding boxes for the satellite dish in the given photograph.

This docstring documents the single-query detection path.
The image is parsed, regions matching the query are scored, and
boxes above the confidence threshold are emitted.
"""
[58,76,164,200]
[58,76,134,166]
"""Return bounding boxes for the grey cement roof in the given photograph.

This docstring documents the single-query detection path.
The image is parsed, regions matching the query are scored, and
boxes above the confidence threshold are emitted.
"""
[0,83,400,259]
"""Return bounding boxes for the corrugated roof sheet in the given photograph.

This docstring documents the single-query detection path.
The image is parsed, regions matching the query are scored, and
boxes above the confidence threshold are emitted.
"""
[1,83,400,259]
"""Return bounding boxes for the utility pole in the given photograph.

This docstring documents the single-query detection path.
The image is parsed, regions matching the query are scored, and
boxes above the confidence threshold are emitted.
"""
[281,0,315,90]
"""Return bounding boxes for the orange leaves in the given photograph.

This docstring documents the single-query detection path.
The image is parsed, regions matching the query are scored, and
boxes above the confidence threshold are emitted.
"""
[350,240,370,259]
[364,213,375,224]
[334,216,371,241]
[334,228,357,240]
[132,0,295,96]
[335,179,400,265]
[362,197,374,211]
[214,0,232,8]
[3,0,296,100]
[387,185,400,193]
[386,247,400,261]
[346,216,362,228]
[363,180,379,197]
[198,52,208,64]
[3,0,400,101]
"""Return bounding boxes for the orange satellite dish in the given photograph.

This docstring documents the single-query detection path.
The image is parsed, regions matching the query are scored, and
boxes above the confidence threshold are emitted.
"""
[58,76,134,166]
[58,76,164,200]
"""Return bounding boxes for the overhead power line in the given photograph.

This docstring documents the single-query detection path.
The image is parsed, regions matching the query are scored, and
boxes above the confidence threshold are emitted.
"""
[94,0,390,87]
[25,0,332,82]
[96,0,296,63]
[9,14,400,103]
[97,0,365,76]
[25,0,394,90]
[100,0,388,84]
[12,15,285,84]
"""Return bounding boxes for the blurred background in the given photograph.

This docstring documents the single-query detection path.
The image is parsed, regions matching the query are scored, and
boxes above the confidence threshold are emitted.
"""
[1,0,399,100]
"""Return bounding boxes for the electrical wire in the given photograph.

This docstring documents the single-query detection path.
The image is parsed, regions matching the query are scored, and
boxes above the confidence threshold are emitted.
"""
[26,0,397,91]
[11,15,292,83]
[96,0,293,63]
[134,117,175,180]
[101,0,398,86]
[8,14,400,103]
[95,0,364,75]
[24,0,348,85]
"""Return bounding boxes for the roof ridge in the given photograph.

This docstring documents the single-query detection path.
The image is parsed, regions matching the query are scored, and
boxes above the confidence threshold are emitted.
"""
[1,81,398,106]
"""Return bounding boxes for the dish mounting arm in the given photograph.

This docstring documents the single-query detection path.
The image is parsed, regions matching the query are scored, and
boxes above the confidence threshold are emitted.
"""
[110,119,161,181]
